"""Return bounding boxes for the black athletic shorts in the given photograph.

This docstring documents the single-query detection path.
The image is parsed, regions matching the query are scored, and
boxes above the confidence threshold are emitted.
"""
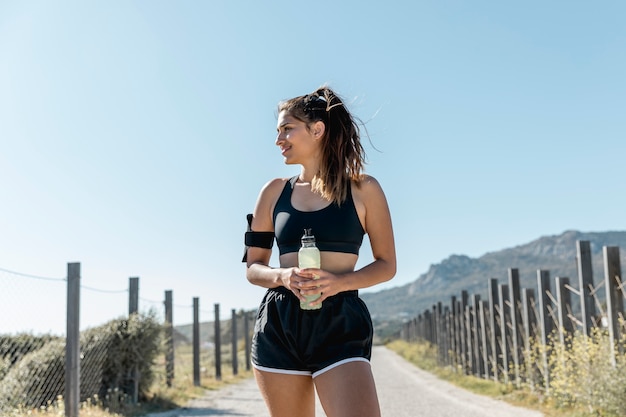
[251,286,373,378]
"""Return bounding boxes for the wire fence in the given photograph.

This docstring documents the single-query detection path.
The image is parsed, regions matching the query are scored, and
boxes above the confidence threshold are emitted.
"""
[0,267,66,335]
[400,241,626,390]
[0,264,254,416]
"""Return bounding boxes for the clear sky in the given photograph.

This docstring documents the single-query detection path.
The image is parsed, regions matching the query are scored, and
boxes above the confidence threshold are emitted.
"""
[1,1,625,335]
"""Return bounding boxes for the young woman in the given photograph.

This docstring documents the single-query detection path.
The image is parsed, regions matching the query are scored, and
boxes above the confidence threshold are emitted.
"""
[244,86,396,417]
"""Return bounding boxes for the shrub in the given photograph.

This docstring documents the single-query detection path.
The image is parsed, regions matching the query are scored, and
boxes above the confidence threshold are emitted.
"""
[548,328,626,416]
[96,312,162,400]
[0,334,61,381]
[0,313,162,412]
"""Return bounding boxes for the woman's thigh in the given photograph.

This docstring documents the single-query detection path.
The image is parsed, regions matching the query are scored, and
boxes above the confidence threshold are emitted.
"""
[314,361,381,417]
[253,368,316,417]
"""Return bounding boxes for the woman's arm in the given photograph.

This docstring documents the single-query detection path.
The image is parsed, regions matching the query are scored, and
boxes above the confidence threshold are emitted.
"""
[343,175,396,288]
[245,179,303,300]
[301,175,396,303]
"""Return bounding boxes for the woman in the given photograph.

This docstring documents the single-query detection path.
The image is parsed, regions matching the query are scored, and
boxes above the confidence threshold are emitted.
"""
[244,86,396,417]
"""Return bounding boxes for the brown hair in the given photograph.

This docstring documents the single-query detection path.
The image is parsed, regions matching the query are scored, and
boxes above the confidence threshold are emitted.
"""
[278,86,366,205]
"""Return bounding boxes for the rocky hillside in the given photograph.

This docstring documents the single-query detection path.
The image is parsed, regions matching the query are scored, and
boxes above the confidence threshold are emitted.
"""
[362,230,626,338]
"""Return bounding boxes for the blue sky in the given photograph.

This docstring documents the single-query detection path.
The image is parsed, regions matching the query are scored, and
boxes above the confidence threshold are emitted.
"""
[1,1,625,334]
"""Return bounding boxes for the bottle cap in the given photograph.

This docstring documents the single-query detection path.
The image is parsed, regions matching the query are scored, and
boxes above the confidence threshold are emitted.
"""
[301,228,315,243]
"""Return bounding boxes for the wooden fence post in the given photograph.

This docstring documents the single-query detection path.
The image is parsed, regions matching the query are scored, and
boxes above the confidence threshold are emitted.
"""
[432,306,437,345]
[164,290,174,387]
[498,284,511,384]
[472,294,482,377]
[65,262,80,417]
[244,310,251,371]
[450,296,457,368]
[433,304,439,363]
[556,277,573,345]
[414,315,421,342]
[128,277,139,404]
[454,300,462,370]
[405,317,412,341]
[488,278,500,382]
[465,303,474,376]
[428,306,434,344]
[231,309,238,375]
[443,306,451,366]
[604,246,624,365]
[522,288,537,389]
[576,241,596,336]
[416,316,420,342]
[459,290,469,374]
[536,270,552,392]
[447,306,454,366]
[193,297,200,386]
[214,303,222,380]
[128,277,139,315]
[439,306,446,365]
[508,268,523,386]
[479,300,490,379]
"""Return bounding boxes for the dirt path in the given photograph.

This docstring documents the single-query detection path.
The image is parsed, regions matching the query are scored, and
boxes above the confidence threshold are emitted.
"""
[145,346,543,416]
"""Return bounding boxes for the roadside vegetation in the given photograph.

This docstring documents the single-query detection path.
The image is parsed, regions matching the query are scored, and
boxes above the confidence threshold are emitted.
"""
[387,328,626,417]
[5,369,251,417]
[2,314,252,417]
[7,316,623,416]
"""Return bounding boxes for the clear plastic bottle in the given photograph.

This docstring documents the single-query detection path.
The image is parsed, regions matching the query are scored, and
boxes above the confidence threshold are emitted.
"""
[298,228,322,310]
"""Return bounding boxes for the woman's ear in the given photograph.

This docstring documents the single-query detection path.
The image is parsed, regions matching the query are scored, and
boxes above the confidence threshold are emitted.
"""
[311,121,326,139]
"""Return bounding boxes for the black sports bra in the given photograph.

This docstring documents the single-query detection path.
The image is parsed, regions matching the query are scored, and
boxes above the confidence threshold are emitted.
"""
[273,177,365,255]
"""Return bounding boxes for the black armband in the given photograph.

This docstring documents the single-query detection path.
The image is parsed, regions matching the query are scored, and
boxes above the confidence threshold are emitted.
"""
[242,213,274,262]
[245,231,275,248]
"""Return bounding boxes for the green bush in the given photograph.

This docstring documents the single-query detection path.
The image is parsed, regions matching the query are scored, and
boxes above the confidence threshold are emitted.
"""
[0,334,61,381]
[0,313,163,412]
[0,338,65,410]
[95,312,162,400]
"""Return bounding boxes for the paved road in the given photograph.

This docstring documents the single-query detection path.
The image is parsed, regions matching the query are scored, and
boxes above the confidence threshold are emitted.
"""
[146,346,543,417]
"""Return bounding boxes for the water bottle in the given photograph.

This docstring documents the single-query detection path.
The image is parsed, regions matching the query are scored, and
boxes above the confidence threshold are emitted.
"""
[298,228,322,310]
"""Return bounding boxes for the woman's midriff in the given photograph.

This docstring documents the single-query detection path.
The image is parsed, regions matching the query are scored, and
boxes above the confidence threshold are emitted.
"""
[279,251,358,274]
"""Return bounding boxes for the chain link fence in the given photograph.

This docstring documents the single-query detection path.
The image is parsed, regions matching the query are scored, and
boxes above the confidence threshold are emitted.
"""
[0,264,254,415]
[0,267,67,411]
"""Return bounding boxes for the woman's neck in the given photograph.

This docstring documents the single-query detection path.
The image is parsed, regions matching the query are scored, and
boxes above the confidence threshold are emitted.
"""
[298,165,318,184]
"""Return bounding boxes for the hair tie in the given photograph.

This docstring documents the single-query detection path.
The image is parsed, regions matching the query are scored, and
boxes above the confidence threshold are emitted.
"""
[303,94,343,113]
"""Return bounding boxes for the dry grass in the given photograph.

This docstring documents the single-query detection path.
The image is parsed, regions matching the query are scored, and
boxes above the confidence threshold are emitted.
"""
[387,333,626,417]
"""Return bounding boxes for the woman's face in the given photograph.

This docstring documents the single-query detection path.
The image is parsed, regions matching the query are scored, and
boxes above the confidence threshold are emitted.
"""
[275,110,319,165]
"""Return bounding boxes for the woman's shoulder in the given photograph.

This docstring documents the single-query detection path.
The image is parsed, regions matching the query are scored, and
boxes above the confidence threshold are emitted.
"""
[260,176,291,194]
[352,174,388,206]
[354,174,384,193]
[256,177,292,204]
[252,177,293,227]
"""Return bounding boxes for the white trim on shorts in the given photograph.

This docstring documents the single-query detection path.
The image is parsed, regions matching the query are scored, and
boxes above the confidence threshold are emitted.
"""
[252,357,370,379]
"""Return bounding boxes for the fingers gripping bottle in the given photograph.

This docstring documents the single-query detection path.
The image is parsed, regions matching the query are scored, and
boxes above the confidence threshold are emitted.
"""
[298,228,322,310]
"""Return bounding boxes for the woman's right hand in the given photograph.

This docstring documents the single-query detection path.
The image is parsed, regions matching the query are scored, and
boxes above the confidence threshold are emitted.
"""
[281,267,308,303]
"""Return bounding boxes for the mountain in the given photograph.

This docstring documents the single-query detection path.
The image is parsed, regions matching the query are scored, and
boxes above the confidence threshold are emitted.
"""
[361,230,626,339]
